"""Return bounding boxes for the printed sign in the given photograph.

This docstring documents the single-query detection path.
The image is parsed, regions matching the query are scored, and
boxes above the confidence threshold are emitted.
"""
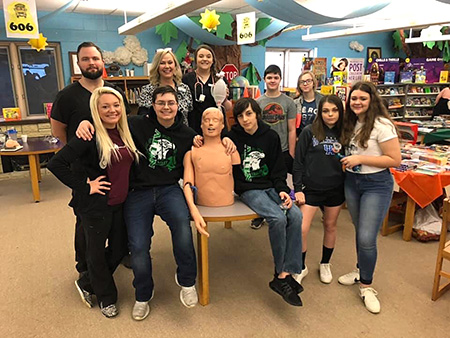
[221,64,239,82]
[3,0,39,38]
[236,12,256,45]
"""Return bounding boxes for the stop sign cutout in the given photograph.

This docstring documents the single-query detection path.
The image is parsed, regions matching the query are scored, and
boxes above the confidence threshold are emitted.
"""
[221,64,239,82]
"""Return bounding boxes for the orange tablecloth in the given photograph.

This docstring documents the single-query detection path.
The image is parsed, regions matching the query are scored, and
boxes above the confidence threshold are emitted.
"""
[391,169,450,208]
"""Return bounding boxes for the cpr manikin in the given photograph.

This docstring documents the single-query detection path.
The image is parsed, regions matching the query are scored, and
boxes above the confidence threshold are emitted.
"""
[183,108,240,236]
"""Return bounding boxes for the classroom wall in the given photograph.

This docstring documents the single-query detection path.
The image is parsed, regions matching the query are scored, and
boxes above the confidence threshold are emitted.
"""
[0,10,402,87]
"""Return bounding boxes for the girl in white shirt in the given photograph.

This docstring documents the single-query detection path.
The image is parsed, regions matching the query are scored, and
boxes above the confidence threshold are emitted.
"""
[338,81,401,314]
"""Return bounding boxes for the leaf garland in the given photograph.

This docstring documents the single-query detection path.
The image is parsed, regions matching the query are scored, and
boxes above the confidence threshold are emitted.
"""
[216,13,233,38]
[155,22,178,45]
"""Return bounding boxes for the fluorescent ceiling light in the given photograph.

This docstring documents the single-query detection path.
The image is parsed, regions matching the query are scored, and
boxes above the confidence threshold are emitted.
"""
[118,0,220,35]
[302,19,450,41]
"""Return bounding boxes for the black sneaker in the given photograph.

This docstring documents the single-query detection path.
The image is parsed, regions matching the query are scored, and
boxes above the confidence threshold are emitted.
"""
[100,303,119,318]
[75,280,94,308]
[269,276,303,306]
[250,217,265,230]
[286,274,304,294]
[121,253,132,269]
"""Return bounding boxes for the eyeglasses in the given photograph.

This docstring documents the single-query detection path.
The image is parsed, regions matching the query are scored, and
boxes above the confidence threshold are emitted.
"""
[299,79,313,85]
[156,48,172,53]
[155,101,177,107]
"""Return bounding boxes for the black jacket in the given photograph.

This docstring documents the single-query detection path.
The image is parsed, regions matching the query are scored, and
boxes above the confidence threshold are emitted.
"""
[128,108,197,189]
[47,137,109,217]
[227,121,289,195]
[293,124,345,192]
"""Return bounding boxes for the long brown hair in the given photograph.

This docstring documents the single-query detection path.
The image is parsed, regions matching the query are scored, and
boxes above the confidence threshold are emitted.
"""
[342,81,395,148]
[311,95,344,142]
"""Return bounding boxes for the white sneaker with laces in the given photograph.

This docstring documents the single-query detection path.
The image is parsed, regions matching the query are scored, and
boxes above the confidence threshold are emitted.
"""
[175,274,198,308]
[319,263,333,284]
[132,301,150,321]
[338,269,360,285]
[293,266,308,285]
[359,287,381,314]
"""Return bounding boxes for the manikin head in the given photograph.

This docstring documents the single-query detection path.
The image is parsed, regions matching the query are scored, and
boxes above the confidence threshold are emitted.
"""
[201,108,224,138]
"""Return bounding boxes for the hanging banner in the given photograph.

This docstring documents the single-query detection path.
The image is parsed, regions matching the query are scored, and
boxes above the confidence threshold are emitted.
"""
[3,0,39,38]
[236,12,256,45]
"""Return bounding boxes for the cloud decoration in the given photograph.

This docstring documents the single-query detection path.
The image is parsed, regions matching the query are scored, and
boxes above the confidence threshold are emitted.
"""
[349,41,364,52]
[103,36,149,66]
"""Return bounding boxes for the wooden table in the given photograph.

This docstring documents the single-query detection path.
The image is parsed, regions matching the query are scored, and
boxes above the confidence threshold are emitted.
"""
[382,169,450,241]
[0,137,62,202]
[195,200,258,306]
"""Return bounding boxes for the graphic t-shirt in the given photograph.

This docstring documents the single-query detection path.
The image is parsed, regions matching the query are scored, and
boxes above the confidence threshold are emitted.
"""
[241,144,269,182]
[299,99,317,132]
[256,93,296,152]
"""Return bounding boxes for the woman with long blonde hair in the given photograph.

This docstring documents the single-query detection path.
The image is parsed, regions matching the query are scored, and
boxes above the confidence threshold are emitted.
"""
[48,87,139,319]
[137,48,192,125]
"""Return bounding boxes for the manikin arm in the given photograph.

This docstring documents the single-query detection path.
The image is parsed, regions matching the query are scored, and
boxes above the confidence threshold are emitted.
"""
[183,151,210,237]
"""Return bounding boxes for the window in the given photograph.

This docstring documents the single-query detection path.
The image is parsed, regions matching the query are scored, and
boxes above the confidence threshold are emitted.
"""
[0,42,64,120]
[265,48,313,88]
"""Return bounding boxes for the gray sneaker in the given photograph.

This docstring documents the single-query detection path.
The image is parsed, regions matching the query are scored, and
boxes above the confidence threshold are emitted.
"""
[132,301,150,321]
[74,280,94,308]
[100,303,119,318]
[175,274,198,308]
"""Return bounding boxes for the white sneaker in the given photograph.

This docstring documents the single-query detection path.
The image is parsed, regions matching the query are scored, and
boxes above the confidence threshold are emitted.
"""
[293,266,308,285]
[132,301,150,321]
[175,274,198,308]
[359,287,381,314]
[319,263,333,284]
[338,269,360,285]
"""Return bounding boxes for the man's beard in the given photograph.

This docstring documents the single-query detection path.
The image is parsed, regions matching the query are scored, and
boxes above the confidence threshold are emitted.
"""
[81,67,103,80]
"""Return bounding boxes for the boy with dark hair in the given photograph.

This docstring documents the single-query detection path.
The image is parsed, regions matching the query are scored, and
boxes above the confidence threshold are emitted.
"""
[227,97,304,307]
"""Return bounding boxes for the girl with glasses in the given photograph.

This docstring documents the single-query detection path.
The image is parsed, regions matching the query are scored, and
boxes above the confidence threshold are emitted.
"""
[137,49,193,126]
[294,71,323,136]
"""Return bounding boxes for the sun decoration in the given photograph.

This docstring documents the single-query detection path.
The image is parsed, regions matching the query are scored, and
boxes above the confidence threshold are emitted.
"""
[27,33,48,52]
[199,9,220,32]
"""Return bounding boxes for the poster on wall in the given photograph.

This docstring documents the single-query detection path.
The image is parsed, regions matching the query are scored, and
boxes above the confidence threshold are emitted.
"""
[3,0,40,38]
[347,58,365,84]
[367,58,400,84]
[312,57,327,88]
[408,58,445,84]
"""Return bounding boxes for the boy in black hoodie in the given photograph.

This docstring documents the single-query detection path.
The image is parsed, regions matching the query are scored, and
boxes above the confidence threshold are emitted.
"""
[227,98,304,307]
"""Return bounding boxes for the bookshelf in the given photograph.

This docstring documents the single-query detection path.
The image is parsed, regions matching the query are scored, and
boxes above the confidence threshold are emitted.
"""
[71,76,149,106]
[377,83,449,120]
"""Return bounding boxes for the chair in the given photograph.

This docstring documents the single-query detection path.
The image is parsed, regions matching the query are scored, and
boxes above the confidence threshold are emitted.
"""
[195,199,258,305]
[431,198,450,300]
[381,190,416,241]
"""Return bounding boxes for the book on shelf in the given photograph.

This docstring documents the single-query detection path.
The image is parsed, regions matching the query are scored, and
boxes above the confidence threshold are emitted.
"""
[332,71,344,86]
[400,71,413,83]
[440,70,449,83]
[384,71,395,84]
[2,107,21,121]
[415,68,426,84]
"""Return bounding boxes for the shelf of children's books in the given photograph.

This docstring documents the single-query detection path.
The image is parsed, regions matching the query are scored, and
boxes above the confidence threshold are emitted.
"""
[391,116,404,120]
[405,93,437,96]
[404,115,432,119]
[405,105,434,108]
[381,94,405,97]
[388,105,404,109]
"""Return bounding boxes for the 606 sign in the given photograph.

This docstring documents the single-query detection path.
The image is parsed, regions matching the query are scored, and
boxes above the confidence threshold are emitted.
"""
[9,22,34,32]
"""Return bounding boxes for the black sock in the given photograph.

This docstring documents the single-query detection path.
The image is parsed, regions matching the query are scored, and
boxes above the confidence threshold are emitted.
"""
[320,246,334,264]
[302,251,306,270]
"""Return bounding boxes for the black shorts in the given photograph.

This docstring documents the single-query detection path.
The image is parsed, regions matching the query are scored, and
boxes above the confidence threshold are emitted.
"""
[304,185,345,207]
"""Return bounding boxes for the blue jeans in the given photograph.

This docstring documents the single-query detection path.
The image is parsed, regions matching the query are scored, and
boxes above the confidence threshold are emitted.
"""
[344,170,394,285]
[124,185,197,302]
[240,188,303,275]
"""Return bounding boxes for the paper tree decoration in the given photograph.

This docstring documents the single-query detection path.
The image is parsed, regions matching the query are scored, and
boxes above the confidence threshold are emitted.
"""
[199,9,220,32]
[27,33,48,52]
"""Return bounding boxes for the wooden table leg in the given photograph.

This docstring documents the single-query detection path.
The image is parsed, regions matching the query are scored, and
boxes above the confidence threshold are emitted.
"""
[402,196,416,241]
[36,157,41,182]
[224,221,232,229]
[197,222,209,305]
[28,154,40,202]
